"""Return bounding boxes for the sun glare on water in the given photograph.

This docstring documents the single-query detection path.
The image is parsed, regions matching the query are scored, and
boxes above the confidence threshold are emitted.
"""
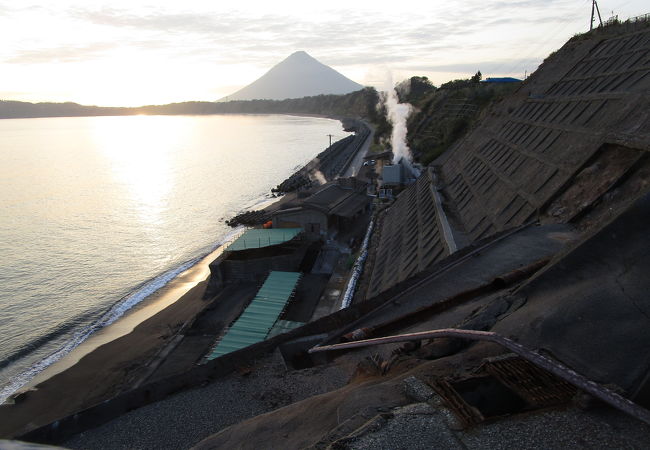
[90,116,192,224]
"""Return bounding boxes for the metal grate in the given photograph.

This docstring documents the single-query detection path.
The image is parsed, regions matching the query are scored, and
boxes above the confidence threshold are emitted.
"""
[428,355,577,428]
[482,354,577,407]
[430,379,484,427]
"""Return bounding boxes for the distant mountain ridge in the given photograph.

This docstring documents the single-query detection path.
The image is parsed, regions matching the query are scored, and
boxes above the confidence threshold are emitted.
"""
[221,51,363,101]
[0,87,383,121]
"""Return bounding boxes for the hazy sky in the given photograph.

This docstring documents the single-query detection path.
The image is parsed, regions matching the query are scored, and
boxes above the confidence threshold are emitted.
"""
[1,0,646,106]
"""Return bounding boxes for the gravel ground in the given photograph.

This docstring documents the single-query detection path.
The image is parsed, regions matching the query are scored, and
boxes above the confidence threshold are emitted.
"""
[64,352,350,450]
[457,407,650,449]
[343,403,650,450]
[346,403,463,450]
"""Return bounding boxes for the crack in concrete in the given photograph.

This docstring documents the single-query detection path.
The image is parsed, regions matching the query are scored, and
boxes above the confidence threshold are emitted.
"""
[614,259,650,323]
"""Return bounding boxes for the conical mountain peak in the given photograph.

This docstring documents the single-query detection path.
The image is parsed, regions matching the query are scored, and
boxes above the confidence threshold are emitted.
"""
[221,52,363,101]
[287,50,311,59]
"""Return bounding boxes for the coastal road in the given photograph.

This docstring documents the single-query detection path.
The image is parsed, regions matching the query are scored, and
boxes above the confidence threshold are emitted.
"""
[342,120,374,178]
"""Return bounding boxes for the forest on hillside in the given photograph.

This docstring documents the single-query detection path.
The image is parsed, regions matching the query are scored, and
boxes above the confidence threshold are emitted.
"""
[397,74,520,165]
[0,88,383,122]
[1,76,522,166]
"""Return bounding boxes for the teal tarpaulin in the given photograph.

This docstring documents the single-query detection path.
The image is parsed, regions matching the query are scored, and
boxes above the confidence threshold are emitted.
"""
[207,271,301,359]
[226,229,301,251]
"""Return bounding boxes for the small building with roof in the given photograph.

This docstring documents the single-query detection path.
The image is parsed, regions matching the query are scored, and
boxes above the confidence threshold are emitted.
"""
[272,179,371,236]
[204,227,311,296]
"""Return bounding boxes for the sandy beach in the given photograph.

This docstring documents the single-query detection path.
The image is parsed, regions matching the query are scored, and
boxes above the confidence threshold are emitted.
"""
[0,171,311,439]
[0,247,219,438]
[0,117,365,439]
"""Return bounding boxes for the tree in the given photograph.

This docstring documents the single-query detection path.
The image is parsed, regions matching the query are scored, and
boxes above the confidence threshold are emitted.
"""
[471,70,482,83]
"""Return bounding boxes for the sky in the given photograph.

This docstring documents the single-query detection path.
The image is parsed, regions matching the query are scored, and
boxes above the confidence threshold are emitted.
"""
[0,0,647,106]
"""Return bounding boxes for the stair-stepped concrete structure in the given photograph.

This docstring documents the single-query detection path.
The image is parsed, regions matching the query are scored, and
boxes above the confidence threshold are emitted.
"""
[365,22,650,299]
[439,24,650,237]
[366,171,451,297]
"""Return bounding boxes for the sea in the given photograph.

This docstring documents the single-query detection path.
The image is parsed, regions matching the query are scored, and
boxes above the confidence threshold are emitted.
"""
[0,114,347,402]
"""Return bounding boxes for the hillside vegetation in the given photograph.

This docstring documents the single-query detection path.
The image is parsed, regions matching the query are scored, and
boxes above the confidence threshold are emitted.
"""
[401,75,520,165]
[1,77,519,163]
[1,88,381,121]
[1,88,390,146]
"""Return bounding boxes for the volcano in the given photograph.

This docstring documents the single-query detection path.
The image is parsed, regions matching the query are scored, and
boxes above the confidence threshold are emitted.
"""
[221,51,363,101]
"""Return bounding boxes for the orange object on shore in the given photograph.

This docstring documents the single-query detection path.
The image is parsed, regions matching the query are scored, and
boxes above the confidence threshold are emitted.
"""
[263,220,273,229]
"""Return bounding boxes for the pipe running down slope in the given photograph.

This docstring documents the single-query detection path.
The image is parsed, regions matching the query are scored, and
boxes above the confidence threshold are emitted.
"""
[309,328,650,426]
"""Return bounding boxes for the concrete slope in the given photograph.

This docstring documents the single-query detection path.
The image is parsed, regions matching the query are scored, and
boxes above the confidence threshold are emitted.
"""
[493,191,650,394]
[192,195,650,449]
[364,21,650,299]
[436,22,650,241]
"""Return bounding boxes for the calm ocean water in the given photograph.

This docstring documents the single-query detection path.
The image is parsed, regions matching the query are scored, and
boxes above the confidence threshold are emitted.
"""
[0,114,346,401]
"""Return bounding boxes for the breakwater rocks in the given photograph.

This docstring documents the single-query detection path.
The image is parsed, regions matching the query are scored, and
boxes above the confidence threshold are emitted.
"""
[227,119,371,227]
[273,121,371,195]
[273,171,313,194]
[226,210,271,227]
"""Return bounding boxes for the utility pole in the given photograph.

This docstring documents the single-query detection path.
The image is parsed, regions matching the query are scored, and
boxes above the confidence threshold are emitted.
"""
[327,134,333,147]
[590,0,603,31]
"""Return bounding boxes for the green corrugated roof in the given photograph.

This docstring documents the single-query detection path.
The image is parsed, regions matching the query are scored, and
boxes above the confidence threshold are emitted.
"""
[267,320,305,338]
[207,271,301,360]
[226,228,301,251]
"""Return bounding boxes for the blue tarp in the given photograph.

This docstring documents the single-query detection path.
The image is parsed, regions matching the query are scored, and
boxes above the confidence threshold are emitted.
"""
[482,77,522,83]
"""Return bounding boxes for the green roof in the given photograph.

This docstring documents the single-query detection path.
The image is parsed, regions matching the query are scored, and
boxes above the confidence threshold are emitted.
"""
[207,271,302,360]
[267,320,305,338]
[226,228,301,251]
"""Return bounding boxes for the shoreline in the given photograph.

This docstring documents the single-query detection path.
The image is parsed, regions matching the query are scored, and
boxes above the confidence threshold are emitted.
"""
[0,115,357,438]
[0,239,230,437]
[0,189,297,437]
[0,118,324,403]
[20,238,233,391]
[0,111,344,122]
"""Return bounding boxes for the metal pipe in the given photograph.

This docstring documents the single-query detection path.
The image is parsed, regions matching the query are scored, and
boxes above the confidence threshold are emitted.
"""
[309,328,650,426]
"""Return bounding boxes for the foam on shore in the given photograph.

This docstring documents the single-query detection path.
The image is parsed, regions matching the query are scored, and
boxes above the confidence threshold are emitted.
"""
[0,226,244,405]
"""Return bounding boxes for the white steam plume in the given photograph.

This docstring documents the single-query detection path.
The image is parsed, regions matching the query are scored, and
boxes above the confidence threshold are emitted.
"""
[383,73,413,166]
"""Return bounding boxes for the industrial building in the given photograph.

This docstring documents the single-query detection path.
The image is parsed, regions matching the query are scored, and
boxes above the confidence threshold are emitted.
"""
[272,179,371,236]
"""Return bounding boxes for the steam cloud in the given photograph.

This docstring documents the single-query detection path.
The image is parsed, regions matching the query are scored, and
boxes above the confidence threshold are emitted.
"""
[383,74,413,166]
